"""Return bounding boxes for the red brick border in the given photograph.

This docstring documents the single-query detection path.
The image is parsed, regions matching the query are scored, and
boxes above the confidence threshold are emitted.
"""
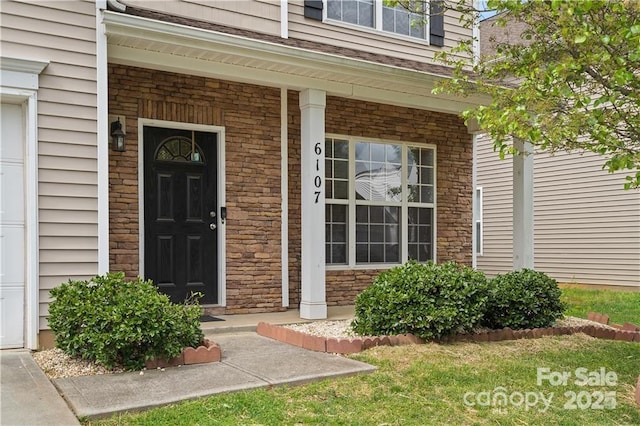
[256,319,640,355]
[145,339,221,369]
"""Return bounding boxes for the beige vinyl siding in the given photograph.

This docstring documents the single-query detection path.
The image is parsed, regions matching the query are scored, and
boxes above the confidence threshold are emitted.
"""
[476,133,640,288]
[0,0,99,330]
[288,1,472,64]
[534,150,640,288]
[122,0,281,36]
[475,133,513,276]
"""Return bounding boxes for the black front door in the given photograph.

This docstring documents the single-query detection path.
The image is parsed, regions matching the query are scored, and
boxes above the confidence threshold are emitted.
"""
[144,126,218,304]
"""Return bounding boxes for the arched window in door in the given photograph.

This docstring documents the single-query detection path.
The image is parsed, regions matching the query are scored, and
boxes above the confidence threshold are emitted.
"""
[154,136,206,163]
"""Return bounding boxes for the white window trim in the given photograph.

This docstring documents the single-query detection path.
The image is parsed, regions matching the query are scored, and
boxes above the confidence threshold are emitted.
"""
[326,134,436,270]
[475,186,483,256]
[137,119,227,307]
[323,0,431,45]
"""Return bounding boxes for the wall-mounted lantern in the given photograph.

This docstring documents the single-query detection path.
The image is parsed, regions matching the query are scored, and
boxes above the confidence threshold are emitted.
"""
[110,118,126,152]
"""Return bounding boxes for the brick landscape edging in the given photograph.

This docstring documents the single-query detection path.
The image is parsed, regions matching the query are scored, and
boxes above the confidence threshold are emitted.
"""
[145,338,221,369]
[257,316,640,356]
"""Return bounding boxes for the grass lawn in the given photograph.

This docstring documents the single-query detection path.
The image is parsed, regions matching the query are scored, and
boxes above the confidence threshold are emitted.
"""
[562,287,640,324]
[87,334,640,425]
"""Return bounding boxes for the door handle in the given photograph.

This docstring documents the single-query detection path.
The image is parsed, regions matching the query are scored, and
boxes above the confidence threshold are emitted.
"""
[209,223,217,231]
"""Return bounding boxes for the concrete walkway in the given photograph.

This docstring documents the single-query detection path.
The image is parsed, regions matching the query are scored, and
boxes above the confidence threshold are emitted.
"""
[54,332,375,419]
[1,350,80,426]
[1,307,367,423]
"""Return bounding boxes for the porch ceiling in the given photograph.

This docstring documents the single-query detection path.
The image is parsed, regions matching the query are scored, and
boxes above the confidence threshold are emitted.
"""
[104,11,488,116]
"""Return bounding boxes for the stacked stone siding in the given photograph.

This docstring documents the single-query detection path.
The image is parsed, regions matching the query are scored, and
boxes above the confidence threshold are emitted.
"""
[108,66,471,313]
[108,64,283,313]
[287,92,473,307]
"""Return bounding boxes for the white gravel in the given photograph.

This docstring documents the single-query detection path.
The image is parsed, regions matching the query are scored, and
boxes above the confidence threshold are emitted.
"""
[32,316,615,379]
[32,348,124,379]
[283,316,615,339]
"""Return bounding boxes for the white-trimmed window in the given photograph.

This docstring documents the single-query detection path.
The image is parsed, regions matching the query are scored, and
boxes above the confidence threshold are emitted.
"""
[326,0,429,40]
[325,136,436,267]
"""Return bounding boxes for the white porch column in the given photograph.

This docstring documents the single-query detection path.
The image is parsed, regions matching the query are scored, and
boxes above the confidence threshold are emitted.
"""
[299,89,327,319]
[513,138,534,269]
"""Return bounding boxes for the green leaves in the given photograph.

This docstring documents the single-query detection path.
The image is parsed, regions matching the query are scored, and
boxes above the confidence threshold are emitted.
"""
[48,273,203,370]
[482,269,566,330]
[352,261,490,340]
[436,0,640,188]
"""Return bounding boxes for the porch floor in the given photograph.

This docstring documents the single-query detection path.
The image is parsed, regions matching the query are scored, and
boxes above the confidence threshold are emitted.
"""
[202,306,355,335]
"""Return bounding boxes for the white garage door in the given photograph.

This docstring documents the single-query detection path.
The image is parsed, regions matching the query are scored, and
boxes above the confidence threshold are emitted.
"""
[0,103,25,349]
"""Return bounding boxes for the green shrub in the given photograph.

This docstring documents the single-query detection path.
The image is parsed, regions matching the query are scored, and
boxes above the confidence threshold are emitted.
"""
[482,269,566,330]
[351,261,490,340]
[48,272,203,370]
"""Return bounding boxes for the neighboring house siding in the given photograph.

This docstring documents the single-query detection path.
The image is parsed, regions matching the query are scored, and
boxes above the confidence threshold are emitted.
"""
[534,150,640,287]
[0,0,99,330]
[288,1,472,63]
[122,0,282,36]
[476,134,640,288]
[475,133,513,276]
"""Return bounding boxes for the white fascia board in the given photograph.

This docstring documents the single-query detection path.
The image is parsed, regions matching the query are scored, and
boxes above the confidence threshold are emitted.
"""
[108,45,355,96]
[103,11,444,82]
[103,11,488,112]
[350,85,480,116]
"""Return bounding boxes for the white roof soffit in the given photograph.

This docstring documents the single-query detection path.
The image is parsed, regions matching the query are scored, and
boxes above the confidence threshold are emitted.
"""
[103,11,487,115]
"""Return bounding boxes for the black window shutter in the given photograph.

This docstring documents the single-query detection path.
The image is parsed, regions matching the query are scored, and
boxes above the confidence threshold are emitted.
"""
[430,0,445,47]
[304,0,323,21]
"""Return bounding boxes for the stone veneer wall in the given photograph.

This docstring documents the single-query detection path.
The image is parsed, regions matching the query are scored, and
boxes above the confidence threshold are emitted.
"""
[287,92,473,308]
[108,64,284,313]
[108,67,471,313]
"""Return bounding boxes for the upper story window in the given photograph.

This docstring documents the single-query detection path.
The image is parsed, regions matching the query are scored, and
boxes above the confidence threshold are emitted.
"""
[326,0,428,40]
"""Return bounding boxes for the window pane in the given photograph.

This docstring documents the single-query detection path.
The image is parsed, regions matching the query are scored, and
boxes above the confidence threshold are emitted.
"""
[334,160,348,179]
[355,141,403,202]
[328,0,341,20]
[421,149,434,166]
[334,180,348,199]
[356,224,368,242]
[420,186,434,203]
[408,207,433,262]
[385,244,399,263]
[382,7,394,31]
[343,1,358,24]
[370,244,384,262]
[371,143,385,162]
[335,140,349,159]
[396,9,410,35]
[358,0,374,27]
[333,204,347,222]
[326,204,348,265]
[356,243,368,263]
[333,244,346,263]
[356,205,400,264]
[370,225,384,242]
[420,167,434,185]
[326,139,349,200]
[382,2,426,39]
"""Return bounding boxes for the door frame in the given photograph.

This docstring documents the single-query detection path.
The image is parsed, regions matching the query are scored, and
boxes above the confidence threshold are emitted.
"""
[138,118,226,306]
[0,91,39,349]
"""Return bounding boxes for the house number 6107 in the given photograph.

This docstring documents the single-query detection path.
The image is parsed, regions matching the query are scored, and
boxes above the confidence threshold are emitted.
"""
[314,142,322,203]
